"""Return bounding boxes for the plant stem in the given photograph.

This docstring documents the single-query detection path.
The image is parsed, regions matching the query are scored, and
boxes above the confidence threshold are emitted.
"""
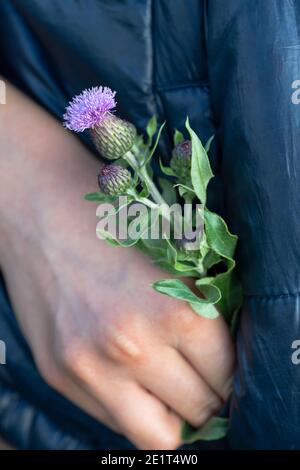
[127,188,158,210]
[140,166,167,206]
[123,150,167,207]
[184,193,193,231]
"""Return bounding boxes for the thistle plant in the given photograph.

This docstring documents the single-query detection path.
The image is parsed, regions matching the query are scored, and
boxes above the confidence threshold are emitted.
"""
[98,164,132,195]
[63,86,243,444]
[170,140,192,184]
[64,86,165,206]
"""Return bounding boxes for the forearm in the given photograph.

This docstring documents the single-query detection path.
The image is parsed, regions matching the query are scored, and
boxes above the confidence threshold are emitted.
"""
[0,82,101,254]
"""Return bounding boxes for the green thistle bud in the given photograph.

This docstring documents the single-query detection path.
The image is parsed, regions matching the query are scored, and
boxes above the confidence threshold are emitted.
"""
[98,164,132,195]
[170,140,192,182]
[91,114,136,160]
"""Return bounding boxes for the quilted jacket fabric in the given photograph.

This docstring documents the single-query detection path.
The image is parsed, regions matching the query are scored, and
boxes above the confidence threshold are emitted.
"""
[1,0,300,449]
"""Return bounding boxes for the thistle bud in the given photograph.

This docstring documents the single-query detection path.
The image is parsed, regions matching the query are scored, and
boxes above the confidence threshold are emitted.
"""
[176,226,203,252]
[170,140,192,182]
[91,114,136,160]
[176,231,197,252]
[98,164,131,195]
[63,86,136,159]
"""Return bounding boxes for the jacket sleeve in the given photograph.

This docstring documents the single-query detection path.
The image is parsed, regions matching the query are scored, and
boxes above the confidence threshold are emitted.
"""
[206,0,300,449]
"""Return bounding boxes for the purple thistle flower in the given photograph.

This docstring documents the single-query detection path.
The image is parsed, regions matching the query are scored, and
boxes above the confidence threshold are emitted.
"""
[63,86,116,132]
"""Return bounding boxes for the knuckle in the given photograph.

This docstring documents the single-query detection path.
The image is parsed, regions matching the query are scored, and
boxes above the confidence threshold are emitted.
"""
[55,337,86,375]
[101,321,143,363]
[180,383,217,424]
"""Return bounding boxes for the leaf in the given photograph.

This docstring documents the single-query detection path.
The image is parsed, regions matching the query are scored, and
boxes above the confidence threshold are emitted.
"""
[185,118,213,205]
[127,210,151,242]
[159,159,176,177]
[205,134,215,153]
[164,238,198,275]
[134,134,146,149]
[138,238,167,260]
[152,260,190,275]
[146,161,154,179]
[145,122,166,165]
[84,192,114,202]
[204,209,243,324]
[210,262,243,325]
[146,115,157,143]
[96,229,137,247]
[96,200,149,248]
[202,249,221,270]
[132,134,149,162]
[138,234,187,275]
[165,237,178,266]
[152,279,219,319]
[173,128,184,146]
[142,232,198,277]
[138,182,150,198]
[181,417,228,443]
[195,277,221,311]
[174,183,195,199]
[158,177,177,205]
[204,209,237,260]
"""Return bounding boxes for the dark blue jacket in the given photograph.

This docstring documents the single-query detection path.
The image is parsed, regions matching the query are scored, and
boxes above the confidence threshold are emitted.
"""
[1,0,300,450]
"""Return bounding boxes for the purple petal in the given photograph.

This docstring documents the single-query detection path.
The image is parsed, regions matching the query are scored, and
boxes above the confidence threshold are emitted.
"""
[63,86,116,132]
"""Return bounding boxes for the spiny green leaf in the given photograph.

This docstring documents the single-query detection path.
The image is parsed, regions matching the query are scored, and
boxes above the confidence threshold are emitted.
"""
[145,122,166,164]
[202,249,221,270]
[181,417,228,443]
[174,183,195,199]
[203,209,242,324]
[152,260,190,275]
[164,238,198,275]
[84,192,114,202]
[146,115,157,143]
[152,279,219,319]
[138,182,150,198]
[159,159,176,177]
[195,277,221,301]
[173,129,184,146]
[158,177,177,205]
[185,118,213,205]
[205,134,215,153]
[209,262,243,325]
[204,209,237,259]
[96,202,149,248]
[137,238,167,260]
